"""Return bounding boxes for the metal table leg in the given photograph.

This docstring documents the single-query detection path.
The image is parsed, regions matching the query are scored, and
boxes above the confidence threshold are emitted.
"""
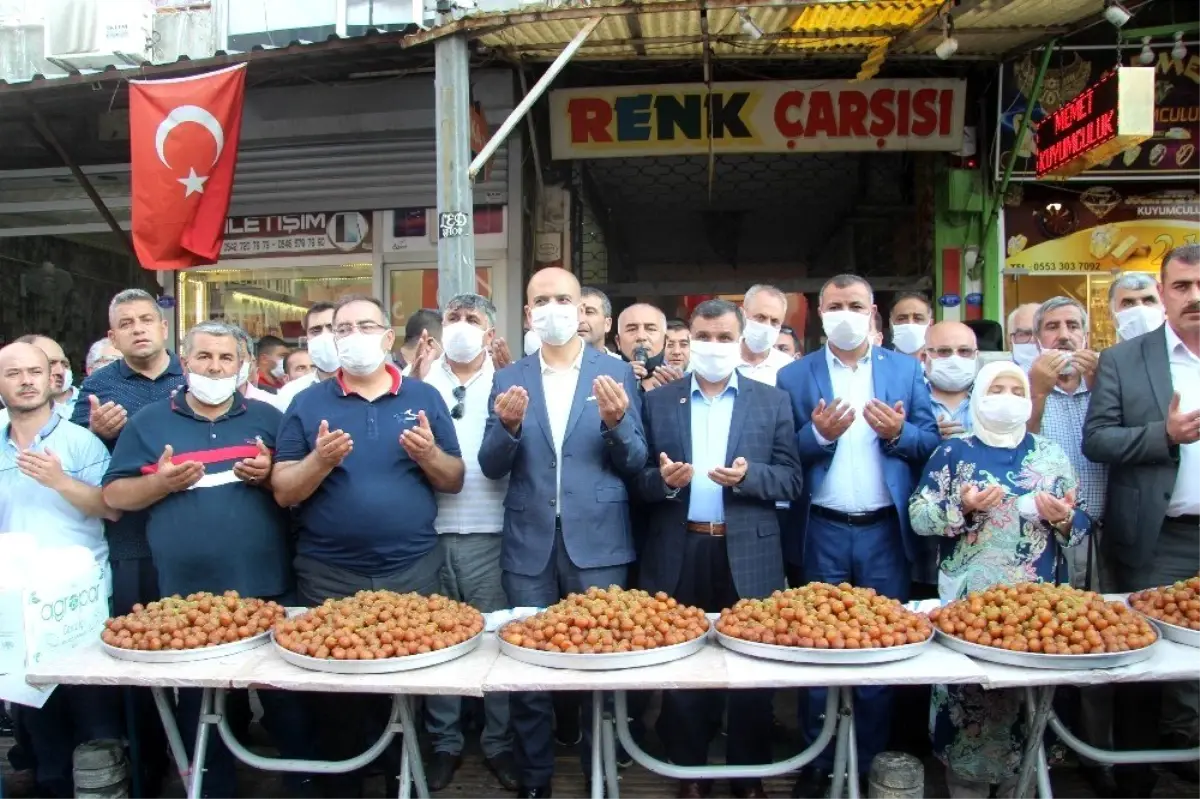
[150,686,193,792]
[1015,685,1055,798]
[189,688,214,799]
[396,696,429,799]
[591,691,604,799]
[1042,693,1200,765]
[601,704,620,798]
[843,693,860,799]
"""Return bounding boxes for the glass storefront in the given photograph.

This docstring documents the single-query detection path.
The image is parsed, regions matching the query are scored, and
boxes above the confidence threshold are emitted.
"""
[177,263,374,342]
[388,267,493,332]
[1002,271,1155,352]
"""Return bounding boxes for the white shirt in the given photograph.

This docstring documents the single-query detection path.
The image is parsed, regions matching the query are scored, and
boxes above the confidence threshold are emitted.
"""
[739,347,794,387]
[245,382,288,411]
[275,372,321,409]
[540,341,585,513]
[1165,324,1200,516]
[424,356,508,533]
[811,346,892,512]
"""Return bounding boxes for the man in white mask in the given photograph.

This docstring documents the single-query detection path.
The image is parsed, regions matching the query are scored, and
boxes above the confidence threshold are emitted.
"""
[103,320,315,798]
[277,302,340,410]
[738,284,793,386]
[1007,302,1041,371]
[230,326,288,411]
[1109,272,1164,342]
[921,321,978,438]
[272,295,465,796]
[633,298,802,798]
[888,292,932,357]
[775,273,939,799]
[417,294,518,792]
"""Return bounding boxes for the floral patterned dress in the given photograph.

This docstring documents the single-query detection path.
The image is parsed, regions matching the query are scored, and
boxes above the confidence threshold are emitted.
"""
[908,432,1090,784]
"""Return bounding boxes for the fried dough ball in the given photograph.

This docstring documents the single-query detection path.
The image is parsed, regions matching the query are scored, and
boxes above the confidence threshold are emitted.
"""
[931,582,1158,654]
[499,586,709,654]
[1130,576,1200,631]
[273,590,484,659]
[101,591,284,651]
[715,582,932,649]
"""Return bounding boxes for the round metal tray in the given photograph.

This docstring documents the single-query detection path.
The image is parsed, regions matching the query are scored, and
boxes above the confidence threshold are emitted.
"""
[101,629,271,663]
[716,629,932,664]
[934,628,1160,670]
[1141,616,1200,649]
[270,630,483,674]
[498,627,709,671]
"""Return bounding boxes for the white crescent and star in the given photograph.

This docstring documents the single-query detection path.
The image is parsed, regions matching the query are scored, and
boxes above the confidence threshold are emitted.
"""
[154,105,226,197]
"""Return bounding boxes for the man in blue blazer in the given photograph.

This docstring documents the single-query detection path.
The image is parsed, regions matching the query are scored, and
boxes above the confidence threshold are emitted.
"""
[479,266,647,798]
[775,274,939,797]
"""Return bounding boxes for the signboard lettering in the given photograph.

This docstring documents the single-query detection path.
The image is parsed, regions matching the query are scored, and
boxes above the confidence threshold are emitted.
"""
[439,212,469,239]
[220,211,372,258]
[1034,69,1149,178]
[550,79,966,159]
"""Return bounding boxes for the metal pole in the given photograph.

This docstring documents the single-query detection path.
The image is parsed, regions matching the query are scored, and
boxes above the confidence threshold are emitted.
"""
[467,15,603,181]
[981,39,1056,246]
[434,32,476,307]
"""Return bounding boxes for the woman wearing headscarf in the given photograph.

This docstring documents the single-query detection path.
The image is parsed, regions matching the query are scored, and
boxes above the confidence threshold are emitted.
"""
[909,360,1090,797]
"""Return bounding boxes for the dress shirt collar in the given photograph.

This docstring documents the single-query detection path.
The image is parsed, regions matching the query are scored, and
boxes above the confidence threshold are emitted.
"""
[539,339,585,374]
[4,411,61,450]
[435,355,493,388]
[1165,322,1200,364]
[824,344,872,371]
[691,370,738,400]
[117,351,183,380]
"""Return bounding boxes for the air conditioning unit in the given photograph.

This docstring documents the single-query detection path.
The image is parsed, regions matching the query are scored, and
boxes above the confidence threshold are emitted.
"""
[43,0,156,72]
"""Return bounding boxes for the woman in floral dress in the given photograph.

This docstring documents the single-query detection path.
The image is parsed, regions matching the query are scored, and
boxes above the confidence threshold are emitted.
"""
[908,361,1090,797]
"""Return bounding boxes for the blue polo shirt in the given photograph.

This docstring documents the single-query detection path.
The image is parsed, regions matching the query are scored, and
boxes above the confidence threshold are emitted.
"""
[102,390,291,599]
[72,353,187,561]
[276,365,461,577]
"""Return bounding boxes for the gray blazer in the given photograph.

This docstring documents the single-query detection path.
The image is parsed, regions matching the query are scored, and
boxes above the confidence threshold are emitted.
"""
[479,347,647,577]
[1082,325,1182,570]
[634,376,803,600]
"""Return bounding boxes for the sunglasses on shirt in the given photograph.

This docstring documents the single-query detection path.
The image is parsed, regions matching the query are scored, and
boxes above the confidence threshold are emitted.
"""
[450,386,466,420]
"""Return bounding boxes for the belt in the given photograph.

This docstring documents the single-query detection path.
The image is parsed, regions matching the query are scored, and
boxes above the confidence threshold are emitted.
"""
[810,505,895,526]
[686,521,726,536]
[1166,514,1200,527]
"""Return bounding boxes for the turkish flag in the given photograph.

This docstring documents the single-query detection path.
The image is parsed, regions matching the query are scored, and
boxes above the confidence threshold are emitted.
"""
[129,63,247,270]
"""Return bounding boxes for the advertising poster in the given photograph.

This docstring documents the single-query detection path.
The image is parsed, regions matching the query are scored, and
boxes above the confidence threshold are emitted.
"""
[998,49,1199,179]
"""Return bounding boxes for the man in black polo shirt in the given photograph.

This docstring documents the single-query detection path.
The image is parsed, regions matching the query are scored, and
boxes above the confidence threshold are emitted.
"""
[102,320,312,798]
[274,295,464,795]
[71,287,185,794]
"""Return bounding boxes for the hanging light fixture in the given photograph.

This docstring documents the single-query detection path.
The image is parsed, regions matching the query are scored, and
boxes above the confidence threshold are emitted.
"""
[736,7,764,40]
[1138,36,1155,65]
[935,13,958,60]
[1104,1,1132,28]
[1172,31,1188,61]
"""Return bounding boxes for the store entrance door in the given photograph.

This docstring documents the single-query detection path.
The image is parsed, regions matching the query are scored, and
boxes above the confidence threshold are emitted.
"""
[385,260,505,338]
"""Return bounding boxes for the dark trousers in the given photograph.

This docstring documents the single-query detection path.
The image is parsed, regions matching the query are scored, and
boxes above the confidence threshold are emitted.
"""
[111,556,168,797]
[15,685,123,798]
[1104,516,1200,793]
[501,525,629,789]
[799,510,909,772]
[295,547,444,798]
[657,533,774,784]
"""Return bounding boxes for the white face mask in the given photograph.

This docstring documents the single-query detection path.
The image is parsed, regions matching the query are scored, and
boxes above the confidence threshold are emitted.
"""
[188,371,239,406]
[59,368,73,393]
[976,392,1032,430]
[1115,304,1165,341]
[1049,348,1077,376]
[531,303,579,347]
[523,329,541,356]
[336,332,388,376]
[891,323,928,355]
[689,340,742,383]
[1011,342,1039,372]
[927,355,977,392]
[741,319,780,355]
[442,321,486,364]
[236,361,251,388]
[270,357,285,379]
[822,310,871,351]
[307,333,340,374]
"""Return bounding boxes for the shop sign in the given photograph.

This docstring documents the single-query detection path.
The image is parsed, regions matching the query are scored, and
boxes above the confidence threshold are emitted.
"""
[1004,184,1198,274]
[999,51,1199,179]
[548,79,966,159]
[1035,68,1155,178]
[220,211,372,258]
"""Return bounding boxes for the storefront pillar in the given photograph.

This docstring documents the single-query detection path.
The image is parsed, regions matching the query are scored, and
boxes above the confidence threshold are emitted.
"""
[434,33,476,307]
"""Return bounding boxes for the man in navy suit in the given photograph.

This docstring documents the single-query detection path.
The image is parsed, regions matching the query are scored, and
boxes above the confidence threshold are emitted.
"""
[479,266,647,798]
[775,274,939,797]
[637,299,802,799]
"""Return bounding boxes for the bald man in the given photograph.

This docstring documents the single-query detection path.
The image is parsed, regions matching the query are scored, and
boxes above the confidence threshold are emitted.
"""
[0,335,78,428]
[0,342,121,797]
[480,266,647,796]
[921,322,979,439]
[616,302,670,390]
[1008,302,1041,371]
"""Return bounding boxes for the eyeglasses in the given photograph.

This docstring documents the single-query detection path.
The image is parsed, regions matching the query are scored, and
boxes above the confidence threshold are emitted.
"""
[1009,328,1035,344]
[333,322,388,337]
[450,386,466,420]
[926,346,979,359]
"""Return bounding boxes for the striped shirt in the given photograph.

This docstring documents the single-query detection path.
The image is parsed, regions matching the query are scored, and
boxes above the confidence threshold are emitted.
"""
[1039,381,1107,522]
[423,356,507,534]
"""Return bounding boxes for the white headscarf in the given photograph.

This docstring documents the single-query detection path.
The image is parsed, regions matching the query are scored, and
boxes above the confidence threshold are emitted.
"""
[969,360,1032,449]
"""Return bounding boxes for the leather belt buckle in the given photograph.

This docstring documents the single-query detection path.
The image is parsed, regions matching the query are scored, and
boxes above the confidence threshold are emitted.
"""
[686,521,726,536]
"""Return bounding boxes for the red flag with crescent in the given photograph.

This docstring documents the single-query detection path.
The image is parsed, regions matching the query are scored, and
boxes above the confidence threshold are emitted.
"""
[129,63,246,270]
